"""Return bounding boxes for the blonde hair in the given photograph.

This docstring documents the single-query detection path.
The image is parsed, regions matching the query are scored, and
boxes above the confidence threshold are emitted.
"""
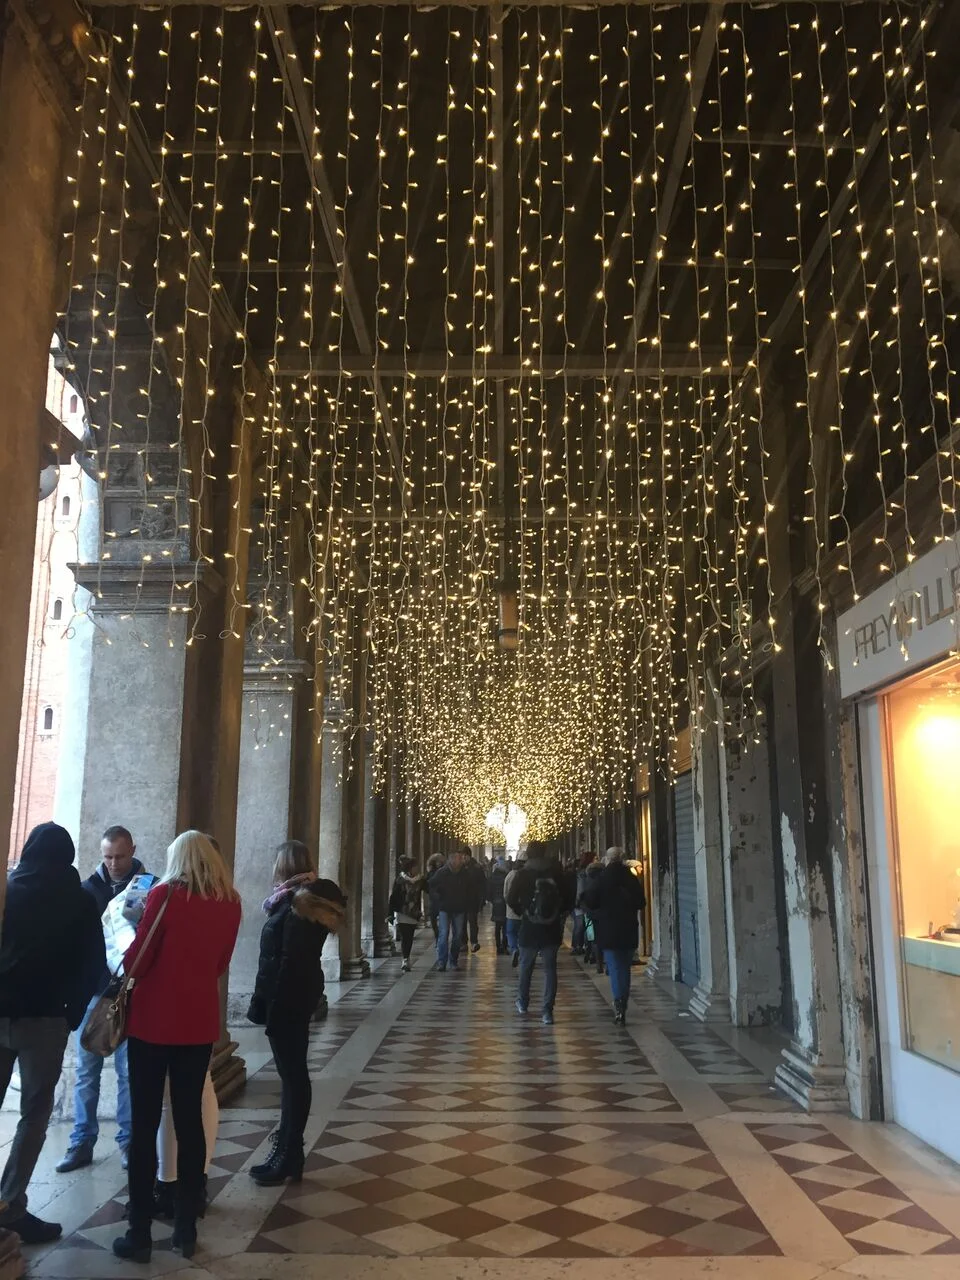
[163,830,239,901]
[604,846,626,865]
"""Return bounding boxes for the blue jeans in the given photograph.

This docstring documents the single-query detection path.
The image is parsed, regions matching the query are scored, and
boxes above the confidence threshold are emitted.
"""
[69,996,130,1151]
[505,918,520,954]
[518,944,559,1014]
[603,949,634,1005]
[436,912,466,968]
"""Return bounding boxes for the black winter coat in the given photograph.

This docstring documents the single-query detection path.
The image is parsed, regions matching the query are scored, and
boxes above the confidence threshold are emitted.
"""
[580,860,645,952]
[505,857,574,948]
[488,865,508,923]
[0,823,105,1029]
[249,881,345,1034]
[431,864,473,914]
[465,860,487,911]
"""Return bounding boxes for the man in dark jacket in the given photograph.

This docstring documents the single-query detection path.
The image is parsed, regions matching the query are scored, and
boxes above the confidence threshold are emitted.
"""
[431,849,471,971]
[506,841,573,1024]
[0,823,105,1244]
[462,852,487,952]
[580,847,646,1024]
[57,824,146,1174]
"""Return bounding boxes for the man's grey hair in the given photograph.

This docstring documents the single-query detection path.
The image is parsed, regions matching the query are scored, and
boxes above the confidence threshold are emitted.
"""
[604,846,626,864]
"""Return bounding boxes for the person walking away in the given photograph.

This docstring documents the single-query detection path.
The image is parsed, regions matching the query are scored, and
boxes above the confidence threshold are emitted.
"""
[112,831,241,1264]
[463,851,487,951]
[488,855,509,954]
[580,847,646,1024]
[0,823,105,1244]
[503,855,524,967]
[578,854,605,973]
[246,840,346,1187]
[506,842,573,1025]
[57,825,146,1175]
[432,849,470,971]
[425,853,444,939]
[389,857,425,971]
[570,851,594,955]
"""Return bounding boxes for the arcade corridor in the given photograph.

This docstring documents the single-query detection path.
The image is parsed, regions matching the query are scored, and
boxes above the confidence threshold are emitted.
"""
[9,935,960,1279]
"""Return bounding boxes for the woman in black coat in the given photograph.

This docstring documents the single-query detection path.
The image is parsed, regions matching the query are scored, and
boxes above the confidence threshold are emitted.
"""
[580,847,645,1025]
[247,841,345,1185]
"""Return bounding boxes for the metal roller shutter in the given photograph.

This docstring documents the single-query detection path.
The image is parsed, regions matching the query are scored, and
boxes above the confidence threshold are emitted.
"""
[673,772,699,987]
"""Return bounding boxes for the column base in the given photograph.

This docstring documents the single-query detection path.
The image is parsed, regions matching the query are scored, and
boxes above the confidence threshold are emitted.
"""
[775,1044,848,1112]
[210,1039,247,1104]
[689,983,731,1023]
[0,1228,24,1280]
[339,955,372,980]
[644,952,674,981]
[374,932,397,958]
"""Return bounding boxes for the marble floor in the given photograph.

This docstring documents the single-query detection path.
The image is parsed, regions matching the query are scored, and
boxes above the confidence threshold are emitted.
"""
[6,930,960,1280]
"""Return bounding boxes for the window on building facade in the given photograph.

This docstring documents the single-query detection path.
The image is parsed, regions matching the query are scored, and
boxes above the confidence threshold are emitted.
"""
[61,495,71,517]
[52,598,63,621]
[41,706,54,733]
[69,394,78,414]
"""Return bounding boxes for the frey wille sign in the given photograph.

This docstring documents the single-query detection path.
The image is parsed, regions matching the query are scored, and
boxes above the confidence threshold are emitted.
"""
[837,539,960,698]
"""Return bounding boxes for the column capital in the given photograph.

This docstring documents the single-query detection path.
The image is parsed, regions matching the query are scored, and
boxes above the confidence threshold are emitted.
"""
[71,561,223,614]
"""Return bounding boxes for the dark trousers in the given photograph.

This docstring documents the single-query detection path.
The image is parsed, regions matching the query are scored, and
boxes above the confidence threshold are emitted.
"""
[127,1037,211,1232]
[494,920,507,953]
[396,923,416,960]
[268,1019,312,1151]
[0,1016,69,1223]
[463,909,479,946]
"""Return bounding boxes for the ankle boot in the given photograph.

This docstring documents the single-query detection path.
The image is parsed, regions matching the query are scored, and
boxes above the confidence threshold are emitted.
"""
[112,1227,152,1263]
[613,998,626,1025]
[250,1141,304,1187]
[171,1218,197,1260]
[153,1180,176,1220]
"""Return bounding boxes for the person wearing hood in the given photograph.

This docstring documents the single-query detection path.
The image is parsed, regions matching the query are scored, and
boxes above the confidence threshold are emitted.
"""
[0,822,105,1245]
[388,856,425,972]
[488,855,509,955]
[247,840,346,1187]
[57,824,147,1175]
[579,847,646,1025]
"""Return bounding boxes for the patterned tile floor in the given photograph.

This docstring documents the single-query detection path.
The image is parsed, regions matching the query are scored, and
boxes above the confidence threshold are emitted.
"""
[7,925,960,1279]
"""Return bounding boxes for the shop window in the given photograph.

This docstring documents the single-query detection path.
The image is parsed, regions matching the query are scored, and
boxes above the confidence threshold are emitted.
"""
[885,660,960,1076]
[51,598,63,621]
[40,706,54,734]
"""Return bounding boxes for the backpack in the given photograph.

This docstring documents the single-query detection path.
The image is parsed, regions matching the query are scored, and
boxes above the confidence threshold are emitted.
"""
[524,876,561,926]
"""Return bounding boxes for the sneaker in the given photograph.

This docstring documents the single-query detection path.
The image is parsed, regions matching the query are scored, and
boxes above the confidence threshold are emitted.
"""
[471,943,480,953]
[120,1147,129,1170]
[56,1143,94,1173]
[515,999,528,1015]
[541,1010,554,1026]
[6,1211,63,1245]
[401,960,411,972]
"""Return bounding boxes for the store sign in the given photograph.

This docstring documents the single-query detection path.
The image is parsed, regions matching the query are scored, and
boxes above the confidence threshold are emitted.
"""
[837,539,960,698]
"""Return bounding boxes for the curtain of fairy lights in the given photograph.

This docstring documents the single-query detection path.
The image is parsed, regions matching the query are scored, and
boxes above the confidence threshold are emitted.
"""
[63,2,959,841]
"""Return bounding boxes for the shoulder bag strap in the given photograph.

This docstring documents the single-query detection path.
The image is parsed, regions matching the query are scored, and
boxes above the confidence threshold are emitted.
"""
[125,883,175,984]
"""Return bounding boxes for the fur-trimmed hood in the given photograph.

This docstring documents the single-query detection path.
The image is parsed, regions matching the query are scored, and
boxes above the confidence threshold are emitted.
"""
[292,882,347,932]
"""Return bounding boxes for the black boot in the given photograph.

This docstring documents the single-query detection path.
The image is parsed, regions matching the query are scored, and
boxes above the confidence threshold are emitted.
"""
[250,1141,304,1187]
[112,1226,152,1263]
[613,998,626,1025]
[153,1180,176,1220]
[171,1218,197,1260]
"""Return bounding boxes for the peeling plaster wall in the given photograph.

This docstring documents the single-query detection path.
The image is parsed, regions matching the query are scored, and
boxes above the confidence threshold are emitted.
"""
[780,812,817,1054]
[720,721,784,1025]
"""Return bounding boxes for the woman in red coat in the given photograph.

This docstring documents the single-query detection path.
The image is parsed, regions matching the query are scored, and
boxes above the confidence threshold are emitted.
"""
[112,831,241,1264]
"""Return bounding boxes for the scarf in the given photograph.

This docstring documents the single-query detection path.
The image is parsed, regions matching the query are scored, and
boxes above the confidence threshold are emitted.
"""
[262,872,313,915]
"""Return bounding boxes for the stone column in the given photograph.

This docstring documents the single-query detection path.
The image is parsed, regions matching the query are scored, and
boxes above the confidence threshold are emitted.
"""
[767,381,847,1110]
[338,724,371,979]
[689,685,732,1022]
[0,1,86,884]
[718,704,784,1026]
[360,736,377,956]
[230,658,308,1014]
[645,765,678,980]
[372,787,395,957]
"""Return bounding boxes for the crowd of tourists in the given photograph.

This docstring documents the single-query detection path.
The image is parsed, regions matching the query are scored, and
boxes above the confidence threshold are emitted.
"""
[0,821,344,1262]
[0,820,643,1262]
[394,841,646,1026]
